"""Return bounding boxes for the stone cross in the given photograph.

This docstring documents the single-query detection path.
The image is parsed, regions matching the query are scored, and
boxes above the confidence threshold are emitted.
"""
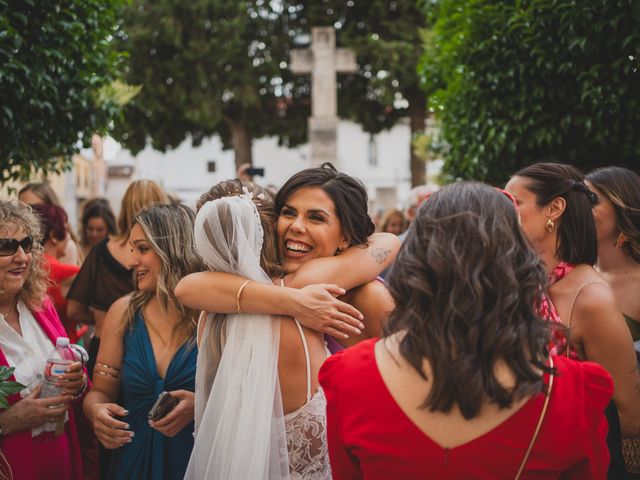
[290,27,357,167]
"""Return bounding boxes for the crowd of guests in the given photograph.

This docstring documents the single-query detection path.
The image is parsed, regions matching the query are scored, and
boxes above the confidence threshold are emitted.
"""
[0,162,637,479]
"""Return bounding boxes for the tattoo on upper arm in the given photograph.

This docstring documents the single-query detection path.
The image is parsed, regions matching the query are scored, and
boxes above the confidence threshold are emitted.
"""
[634,382,640,398]
[371,248,391,264]
[630,365,639,375]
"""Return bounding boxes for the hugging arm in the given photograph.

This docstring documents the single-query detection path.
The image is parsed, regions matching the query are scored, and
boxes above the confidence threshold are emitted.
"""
[336,280,395,348]
[284,232,400,290]
[176,276,363,339]
[175,233,399,336]
[285,233,399,341]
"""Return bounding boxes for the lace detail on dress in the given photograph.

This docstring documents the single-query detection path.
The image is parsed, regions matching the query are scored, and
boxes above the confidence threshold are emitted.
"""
[284,388,331,479]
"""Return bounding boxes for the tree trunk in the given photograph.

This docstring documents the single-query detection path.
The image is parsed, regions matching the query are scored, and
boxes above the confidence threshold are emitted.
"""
[225,117,253,170]
[406,87,427,187]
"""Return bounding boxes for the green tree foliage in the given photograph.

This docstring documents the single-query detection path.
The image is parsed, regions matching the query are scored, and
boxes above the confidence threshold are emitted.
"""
[114,1,309,168]
[0,366,23,410]
[294,0,430,185]
[0,0,126,183]
[420,0,640,184]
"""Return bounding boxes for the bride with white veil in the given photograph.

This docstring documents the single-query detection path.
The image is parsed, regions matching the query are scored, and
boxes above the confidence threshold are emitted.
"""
[184,181,331,480]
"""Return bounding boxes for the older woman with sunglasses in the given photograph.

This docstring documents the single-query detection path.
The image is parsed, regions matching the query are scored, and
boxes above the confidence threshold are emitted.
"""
[0,200,87,480]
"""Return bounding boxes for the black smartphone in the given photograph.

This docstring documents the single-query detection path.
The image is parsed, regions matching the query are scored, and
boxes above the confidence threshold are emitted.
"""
[244,167,265,177]
[148,391,179,421]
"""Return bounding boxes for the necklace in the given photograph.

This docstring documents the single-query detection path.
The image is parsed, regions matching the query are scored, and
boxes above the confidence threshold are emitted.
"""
[0,302,20,327]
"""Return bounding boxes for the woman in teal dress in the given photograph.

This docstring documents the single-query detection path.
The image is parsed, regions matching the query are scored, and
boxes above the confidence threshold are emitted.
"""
[83,204,203,479]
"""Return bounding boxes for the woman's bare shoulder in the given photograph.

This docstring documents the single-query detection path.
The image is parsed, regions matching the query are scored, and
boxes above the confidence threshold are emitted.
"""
[102,295,132,337]
[568,263,604,282]
[555,264,606,295]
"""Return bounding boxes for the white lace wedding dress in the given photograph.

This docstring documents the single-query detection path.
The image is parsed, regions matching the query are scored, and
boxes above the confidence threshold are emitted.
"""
[283,316,332,479]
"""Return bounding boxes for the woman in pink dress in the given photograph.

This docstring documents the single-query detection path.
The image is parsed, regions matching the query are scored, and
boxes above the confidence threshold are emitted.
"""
[0,200,87,480]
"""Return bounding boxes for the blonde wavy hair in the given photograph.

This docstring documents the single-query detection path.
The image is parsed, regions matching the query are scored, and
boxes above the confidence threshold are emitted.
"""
[116,180,170,244]
[122,204,204,345]
[18,182,61,206]
[0,200,49,310]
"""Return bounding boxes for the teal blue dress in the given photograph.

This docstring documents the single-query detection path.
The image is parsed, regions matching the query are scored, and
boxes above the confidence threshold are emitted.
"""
[108,311,197,480]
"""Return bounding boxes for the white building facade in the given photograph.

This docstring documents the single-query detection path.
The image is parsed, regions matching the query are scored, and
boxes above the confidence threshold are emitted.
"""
[110,119,433,218]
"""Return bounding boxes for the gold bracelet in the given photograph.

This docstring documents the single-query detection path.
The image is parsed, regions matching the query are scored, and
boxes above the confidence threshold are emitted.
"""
[94,369,120,378]
[95,362,121,372]
[236,279,251,313]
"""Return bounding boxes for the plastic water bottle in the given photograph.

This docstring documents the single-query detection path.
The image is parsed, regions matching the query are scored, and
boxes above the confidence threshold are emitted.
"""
[41,337,76,399]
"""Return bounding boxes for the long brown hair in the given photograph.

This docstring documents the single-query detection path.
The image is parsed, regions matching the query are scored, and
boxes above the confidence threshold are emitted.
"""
[385,182,552,419]
[586,166,640,263]
[117,180,170,244]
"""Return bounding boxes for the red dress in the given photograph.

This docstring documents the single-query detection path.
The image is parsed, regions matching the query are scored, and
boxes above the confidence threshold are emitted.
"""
[44,254,80,342]
[319,338,612,480]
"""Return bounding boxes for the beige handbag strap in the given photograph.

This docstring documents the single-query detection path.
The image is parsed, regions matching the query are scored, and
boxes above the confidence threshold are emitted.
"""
[514,356,555,480]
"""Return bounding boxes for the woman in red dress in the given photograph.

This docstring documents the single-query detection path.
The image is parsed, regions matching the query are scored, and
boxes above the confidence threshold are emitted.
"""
[30,204,80,342]
[320,182,613,479]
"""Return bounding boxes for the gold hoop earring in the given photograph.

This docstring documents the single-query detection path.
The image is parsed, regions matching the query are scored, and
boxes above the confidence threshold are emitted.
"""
[545,219,555,233]
[615,232,627,249]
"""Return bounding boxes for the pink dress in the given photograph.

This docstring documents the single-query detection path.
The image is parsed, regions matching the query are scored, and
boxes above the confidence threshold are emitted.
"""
[0,299,85,480]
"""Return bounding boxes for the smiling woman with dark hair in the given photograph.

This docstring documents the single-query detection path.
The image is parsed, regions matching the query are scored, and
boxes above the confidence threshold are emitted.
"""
[320,182,613,479]
[178,163,400,348]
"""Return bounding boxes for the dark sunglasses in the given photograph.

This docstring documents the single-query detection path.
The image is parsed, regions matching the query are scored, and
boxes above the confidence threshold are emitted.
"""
[0,236,34,257]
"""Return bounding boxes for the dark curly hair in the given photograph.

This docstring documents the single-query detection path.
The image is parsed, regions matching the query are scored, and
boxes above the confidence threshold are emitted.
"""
[385,182,552,419]
[274,163,375,247]
[513,162,598,265]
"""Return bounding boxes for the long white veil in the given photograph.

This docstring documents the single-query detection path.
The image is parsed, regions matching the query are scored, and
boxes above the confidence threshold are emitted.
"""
[185,192,290,479]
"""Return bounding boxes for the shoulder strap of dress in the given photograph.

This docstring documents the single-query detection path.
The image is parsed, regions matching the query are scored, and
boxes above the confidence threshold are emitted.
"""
[514,356,554,480]
[566,281,610,329]
[280,279,312,403]
[293,319,312,403]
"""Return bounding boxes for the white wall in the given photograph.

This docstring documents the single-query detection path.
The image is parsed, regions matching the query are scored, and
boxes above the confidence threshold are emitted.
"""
[109,119,418,213]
